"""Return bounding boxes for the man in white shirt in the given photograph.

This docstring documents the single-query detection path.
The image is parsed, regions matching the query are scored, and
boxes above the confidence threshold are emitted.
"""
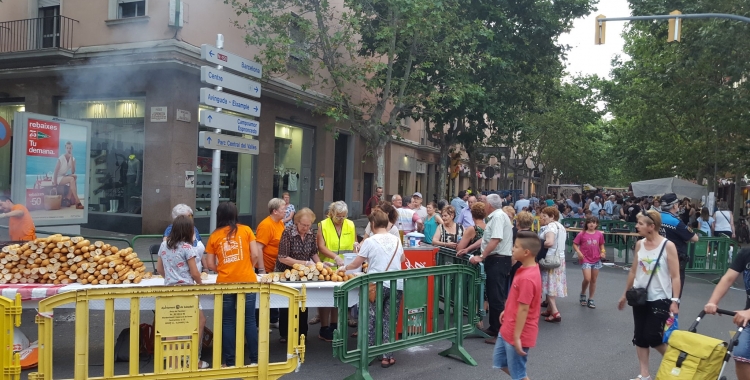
[392,194,423,233]
[514,194,530,214]
[411,192,429,221]
[589,196,603,218]
[468,193,513,344]
[455,195,476,228]
[604,195,615,217]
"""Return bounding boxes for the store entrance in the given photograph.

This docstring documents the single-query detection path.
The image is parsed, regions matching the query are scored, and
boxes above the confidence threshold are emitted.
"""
[274,122,315,210]
[333,134,349,202]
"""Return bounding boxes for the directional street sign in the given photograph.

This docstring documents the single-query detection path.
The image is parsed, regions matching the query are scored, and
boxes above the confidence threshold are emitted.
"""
[201,44,262,79]
[200,88,260,117]
[200,66,261,98]
[199,109,259,136]
[199,131,259,155]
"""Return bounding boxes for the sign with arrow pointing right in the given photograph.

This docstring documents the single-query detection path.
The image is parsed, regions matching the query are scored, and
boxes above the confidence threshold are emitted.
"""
[200,66,261,98]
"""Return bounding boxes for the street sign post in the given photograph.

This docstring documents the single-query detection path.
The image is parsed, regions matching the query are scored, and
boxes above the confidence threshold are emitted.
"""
[200,88,261,117]
[200,66,261,98]
[199,109,259,136]
[201,44,262,79]
[199,131,259,155]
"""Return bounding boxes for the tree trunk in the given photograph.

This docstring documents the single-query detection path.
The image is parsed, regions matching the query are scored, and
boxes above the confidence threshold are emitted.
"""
[375,138,387,192]
[437,143,450,200]
[735,173,743,218]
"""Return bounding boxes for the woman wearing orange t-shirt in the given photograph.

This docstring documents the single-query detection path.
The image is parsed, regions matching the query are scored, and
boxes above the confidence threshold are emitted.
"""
[205,202,262,367]
[255,198,287,327]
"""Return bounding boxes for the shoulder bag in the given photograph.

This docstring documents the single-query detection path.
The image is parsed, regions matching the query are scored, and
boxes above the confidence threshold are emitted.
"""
[539,223,562,270]
[626,240,667,306]
[368,240,400,303]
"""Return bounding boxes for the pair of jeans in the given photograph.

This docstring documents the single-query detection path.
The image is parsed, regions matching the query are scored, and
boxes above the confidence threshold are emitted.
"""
[222,293,258,366]
[279,307,309,339]
[485,255,512,335]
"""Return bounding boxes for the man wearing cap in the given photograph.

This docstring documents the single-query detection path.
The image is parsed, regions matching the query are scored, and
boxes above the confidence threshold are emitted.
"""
[411,192,428,220]
[659,192,699,298]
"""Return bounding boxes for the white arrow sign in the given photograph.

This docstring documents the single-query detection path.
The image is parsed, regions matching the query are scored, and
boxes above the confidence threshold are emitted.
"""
[200,66,261,98]
[199,109,259,136]
[200,88,260,117]
[199,131,259,155]
[201,44,262,79]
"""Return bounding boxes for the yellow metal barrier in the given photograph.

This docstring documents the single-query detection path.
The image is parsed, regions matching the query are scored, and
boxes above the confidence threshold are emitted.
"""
[1,294,21,380]
[28,284,306,380]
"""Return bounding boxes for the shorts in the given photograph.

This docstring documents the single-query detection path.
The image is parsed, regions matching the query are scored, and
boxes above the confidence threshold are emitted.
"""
[581,261,602,270]
[493,337,529,380]
[733,326,750,363]
[632,299,671,348]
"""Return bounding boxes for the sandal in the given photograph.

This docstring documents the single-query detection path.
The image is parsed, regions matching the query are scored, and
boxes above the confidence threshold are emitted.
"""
[540,310,552,317]
[309,315,320,325]
[544,312,561,323]
[580,294,587,306]
[587,299,596,309]
[381,358,395,368]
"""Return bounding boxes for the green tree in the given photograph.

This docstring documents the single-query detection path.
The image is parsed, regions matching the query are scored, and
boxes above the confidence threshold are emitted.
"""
[225,0,477,189]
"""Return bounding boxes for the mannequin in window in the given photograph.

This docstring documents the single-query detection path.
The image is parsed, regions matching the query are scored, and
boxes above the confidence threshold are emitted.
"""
[125,154,141,213]
[53,141,84,209]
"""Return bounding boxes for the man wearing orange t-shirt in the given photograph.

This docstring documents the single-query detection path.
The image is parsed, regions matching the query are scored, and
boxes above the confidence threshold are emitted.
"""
[255,198,287,327]
[0,196,37,241]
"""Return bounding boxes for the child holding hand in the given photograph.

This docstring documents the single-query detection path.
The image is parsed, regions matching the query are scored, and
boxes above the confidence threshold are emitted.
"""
[573,216,605,309]
[493,231,542,380]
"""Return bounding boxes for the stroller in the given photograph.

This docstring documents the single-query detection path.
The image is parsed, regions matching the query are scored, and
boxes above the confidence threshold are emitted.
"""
[657,309,744,380]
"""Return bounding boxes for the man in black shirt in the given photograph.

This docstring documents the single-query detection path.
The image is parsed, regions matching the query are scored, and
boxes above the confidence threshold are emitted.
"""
[626,199,641,223]
[704,247,750,378]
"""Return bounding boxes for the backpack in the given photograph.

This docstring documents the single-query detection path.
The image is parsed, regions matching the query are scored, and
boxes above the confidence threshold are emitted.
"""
[114,323,154,362]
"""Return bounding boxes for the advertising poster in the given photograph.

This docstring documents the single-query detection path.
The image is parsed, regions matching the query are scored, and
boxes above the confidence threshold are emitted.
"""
[12,112,91,226]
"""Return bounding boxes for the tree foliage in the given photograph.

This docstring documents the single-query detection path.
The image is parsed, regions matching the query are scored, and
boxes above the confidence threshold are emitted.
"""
[603,0,750,189]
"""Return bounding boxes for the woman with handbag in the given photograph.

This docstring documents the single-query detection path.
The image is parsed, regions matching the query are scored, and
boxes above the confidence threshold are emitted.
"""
[538,206,567,322]
[617,209,681,380]
[344,209,405,368]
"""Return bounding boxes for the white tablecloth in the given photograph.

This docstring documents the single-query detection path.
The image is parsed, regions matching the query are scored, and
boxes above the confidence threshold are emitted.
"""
[11,275,358,310]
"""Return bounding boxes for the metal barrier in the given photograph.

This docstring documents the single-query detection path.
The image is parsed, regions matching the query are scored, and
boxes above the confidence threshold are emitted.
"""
[27,283,306,380]
[1,294,21,380]
[685,237,737,274]
[435,247,488,338]
[333,266,478,380]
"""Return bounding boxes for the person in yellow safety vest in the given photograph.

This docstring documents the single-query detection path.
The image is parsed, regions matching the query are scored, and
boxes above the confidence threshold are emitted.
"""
[316,201,357,342]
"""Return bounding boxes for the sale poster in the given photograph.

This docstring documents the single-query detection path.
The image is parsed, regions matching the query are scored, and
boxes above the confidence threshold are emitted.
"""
[12,113,90,226]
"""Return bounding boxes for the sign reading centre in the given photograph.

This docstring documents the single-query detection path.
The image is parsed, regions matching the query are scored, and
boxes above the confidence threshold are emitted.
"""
[12,112,91,226]
[199,131,259,155]
[199,109,259,136]
[200,88,260,118]
[200,66,261,98]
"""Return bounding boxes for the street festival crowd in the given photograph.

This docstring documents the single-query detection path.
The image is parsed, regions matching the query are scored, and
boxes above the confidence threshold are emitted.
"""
[3,186,750,379]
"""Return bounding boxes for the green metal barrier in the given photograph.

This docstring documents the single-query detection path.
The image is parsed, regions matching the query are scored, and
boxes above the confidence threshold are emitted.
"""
[561,218,586,228]
[685,237,736,274]
[333,266,478,380]
[435,247,488,338]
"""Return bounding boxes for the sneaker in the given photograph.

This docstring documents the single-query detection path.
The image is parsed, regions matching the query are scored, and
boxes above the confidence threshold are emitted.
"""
[629,376,650,380]
[319,326,333,342]
[270,321,279,329]
[308,315,321,325]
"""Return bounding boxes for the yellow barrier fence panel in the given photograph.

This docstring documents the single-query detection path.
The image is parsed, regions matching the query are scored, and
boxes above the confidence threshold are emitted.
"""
[1,294,21,380]
[27,283,305,380]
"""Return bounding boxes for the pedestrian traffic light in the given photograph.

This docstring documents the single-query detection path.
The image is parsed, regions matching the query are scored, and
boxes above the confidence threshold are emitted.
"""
[668,10,682,42]
[595,15,606,45]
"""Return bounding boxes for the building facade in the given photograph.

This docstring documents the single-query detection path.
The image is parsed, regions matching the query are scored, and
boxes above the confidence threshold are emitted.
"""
[0,0,451,233]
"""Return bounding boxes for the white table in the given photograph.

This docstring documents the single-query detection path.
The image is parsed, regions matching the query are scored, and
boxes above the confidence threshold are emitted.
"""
[3,275,358,310]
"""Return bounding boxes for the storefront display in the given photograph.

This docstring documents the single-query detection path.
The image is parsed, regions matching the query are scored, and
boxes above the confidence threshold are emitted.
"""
[58,99,145,214]
[274,122,314,209]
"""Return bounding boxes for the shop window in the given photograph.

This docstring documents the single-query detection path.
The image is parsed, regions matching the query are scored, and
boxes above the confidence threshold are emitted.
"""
[0,103,24,197]
[274,122,314,210]
[59,99,145,214]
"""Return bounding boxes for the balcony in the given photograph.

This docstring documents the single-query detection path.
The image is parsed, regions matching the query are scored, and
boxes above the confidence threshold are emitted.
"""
[0,16,78,53]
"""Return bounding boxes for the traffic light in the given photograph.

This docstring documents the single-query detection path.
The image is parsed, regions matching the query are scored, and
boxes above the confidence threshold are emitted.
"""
[595,15,606,45]
[668,10,682,42]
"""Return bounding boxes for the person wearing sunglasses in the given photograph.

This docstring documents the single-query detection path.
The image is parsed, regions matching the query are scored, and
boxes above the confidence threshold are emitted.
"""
[658,193,698,298]
[618,209,681,380]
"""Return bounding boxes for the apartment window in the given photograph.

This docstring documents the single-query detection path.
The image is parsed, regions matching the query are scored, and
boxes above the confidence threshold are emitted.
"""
[288,15,309,61]
[38,6,61,48]
[119,1,146,18]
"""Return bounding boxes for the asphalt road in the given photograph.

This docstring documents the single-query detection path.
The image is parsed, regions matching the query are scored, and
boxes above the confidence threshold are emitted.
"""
[16,256,747,380]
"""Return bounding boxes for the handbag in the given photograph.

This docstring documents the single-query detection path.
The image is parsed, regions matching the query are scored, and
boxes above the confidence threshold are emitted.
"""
[368,241,400,303]
[626,240,667,307]
[539,222,562,270]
